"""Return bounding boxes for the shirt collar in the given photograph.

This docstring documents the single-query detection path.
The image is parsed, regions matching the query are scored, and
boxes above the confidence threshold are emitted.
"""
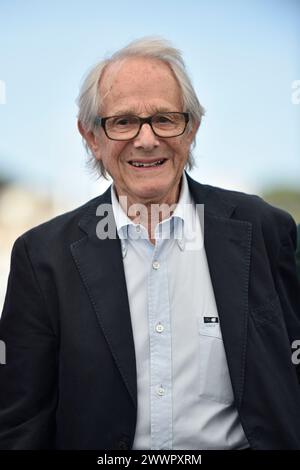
[111,184,135,239]
[111,172,195,252]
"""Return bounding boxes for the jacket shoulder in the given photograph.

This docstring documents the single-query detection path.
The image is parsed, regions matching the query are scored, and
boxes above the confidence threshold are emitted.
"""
[189,176,296,246]
[217,185,293,234]
[15,192,108,250]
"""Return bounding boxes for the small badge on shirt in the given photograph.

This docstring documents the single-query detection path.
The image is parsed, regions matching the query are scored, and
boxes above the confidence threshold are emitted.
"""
[203,316,219,324]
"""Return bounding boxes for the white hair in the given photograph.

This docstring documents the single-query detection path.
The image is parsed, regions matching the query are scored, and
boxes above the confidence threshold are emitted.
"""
[77,37,205,179]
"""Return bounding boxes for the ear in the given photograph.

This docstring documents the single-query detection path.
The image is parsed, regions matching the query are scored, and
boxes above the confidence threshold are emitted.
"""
[77,120,101,156]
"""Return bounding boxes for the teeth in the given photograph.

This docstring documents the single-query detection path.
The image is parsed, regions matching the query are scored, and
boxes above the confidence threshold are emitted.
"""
[131,160,164,167]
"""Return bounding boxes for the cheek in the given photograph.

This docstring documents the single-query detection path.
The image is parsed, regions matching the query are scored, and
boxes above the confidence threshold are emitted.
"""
[98,141,127,165]
[173,138,191,159]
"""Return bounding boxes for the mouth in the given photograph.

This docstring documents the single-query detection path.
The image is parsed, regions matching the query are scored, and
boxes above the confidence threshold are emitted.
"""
[128,159,167,168]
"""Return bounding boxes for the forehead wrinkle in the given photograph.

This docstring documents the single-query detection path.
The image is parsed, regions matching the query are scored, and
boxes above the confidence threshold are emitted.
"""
[98,59,126,112]
[99,57,183,115]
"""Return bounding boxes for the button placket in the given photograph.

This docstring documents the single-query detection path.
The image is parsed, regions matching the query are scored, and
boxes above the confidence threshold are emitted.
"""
[148,242,173,449]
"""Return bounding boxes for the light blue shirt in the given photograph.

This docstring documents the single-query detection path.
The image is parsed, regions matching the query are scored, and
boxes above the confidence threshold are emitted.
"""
[111,173,248,450]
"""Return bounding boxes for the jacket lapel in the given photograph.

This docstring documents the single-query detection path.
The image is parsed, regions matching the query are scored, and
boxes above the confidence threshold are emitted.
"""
[70,187,137,408]
[187,174,252,406]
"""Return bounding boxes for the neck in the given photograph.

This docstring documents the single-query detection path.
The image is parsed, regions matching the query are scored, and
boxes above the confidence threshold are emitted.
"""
[117,181,182,244]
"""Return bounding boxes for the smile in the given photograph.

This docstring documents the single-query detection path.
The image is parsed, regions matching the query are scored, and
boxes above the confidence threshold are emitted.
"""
[129,159,166,168]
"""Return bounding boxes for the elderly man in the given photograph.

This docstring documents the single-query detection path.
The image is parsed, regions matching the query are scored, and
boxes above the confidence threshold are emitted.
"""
[1,38,300,451]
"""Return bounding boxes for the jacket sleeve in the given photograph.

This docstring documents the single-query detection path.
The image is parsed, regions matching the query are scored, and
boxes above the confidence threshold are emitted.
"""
[0,236,58,449]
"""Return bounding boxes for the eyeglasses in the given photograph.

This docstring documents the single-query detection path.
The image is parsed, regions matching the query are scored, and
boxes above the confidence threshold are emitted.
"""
[94,112,189,141]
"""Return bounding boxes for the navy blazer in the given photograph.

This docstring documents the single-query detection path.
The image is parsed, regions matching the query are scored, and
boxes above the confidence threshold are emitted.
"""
[1,173,300,449]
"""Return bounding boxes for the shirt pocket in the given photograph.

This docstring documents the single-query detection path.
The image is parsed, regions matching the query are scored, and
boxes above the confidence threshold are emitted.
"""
[198,317,234,405]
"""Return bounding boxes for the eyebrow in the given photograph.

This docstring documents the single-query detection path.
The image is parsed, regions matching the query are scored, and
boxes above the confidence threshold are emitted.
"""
[108,107,176,116]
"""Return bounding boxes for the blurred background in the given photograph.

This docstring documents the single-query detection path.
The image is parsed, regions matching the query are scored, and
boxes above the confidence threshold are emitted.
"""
[0,0,299,310]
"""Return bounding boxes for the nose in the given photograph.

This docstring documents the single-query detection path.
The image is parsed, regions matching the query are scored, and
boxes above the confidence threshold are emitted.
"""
[133,123,160,150]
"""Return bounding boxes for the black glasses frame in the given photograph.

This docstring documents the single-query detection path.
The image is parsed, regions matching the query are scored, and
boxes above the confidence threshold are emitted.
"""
[94,112,190,141]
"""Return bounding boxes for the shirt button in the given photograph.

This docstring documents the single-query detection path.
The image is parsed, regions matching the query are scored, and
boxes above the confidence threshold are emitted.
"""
[157,386,165,396]
[155,323,164,333]
[152,260,160,270]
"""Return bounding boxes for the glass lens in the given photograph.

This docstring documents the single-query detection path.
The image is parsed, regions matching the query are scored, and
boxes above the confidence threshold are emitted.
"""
[152,113,185,136]
[105,115,139,139]
[103,112,187,140]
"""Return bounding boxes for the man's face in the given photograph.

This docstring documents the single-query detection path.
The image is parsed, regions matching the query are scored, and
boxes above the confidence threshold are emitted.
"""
[83,57,198,206]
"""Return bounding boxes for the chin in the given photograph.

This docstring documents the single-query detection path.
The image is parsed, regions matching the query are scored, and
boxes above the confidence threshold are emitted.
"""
[133,183,168,201]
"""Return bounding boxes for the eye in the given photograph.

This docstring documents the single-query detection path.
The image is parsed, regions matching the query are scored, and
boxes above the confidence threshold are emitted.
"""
[155,114,173,124]
[114,117,130,126]
[111,115,137,127]
[153,113,179,128]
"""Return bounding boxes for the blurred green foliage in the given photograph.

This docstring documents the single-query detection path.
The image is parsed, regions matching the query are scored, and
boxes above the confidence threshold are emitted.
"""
[261,188,300,224]
[0,177,10,192]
